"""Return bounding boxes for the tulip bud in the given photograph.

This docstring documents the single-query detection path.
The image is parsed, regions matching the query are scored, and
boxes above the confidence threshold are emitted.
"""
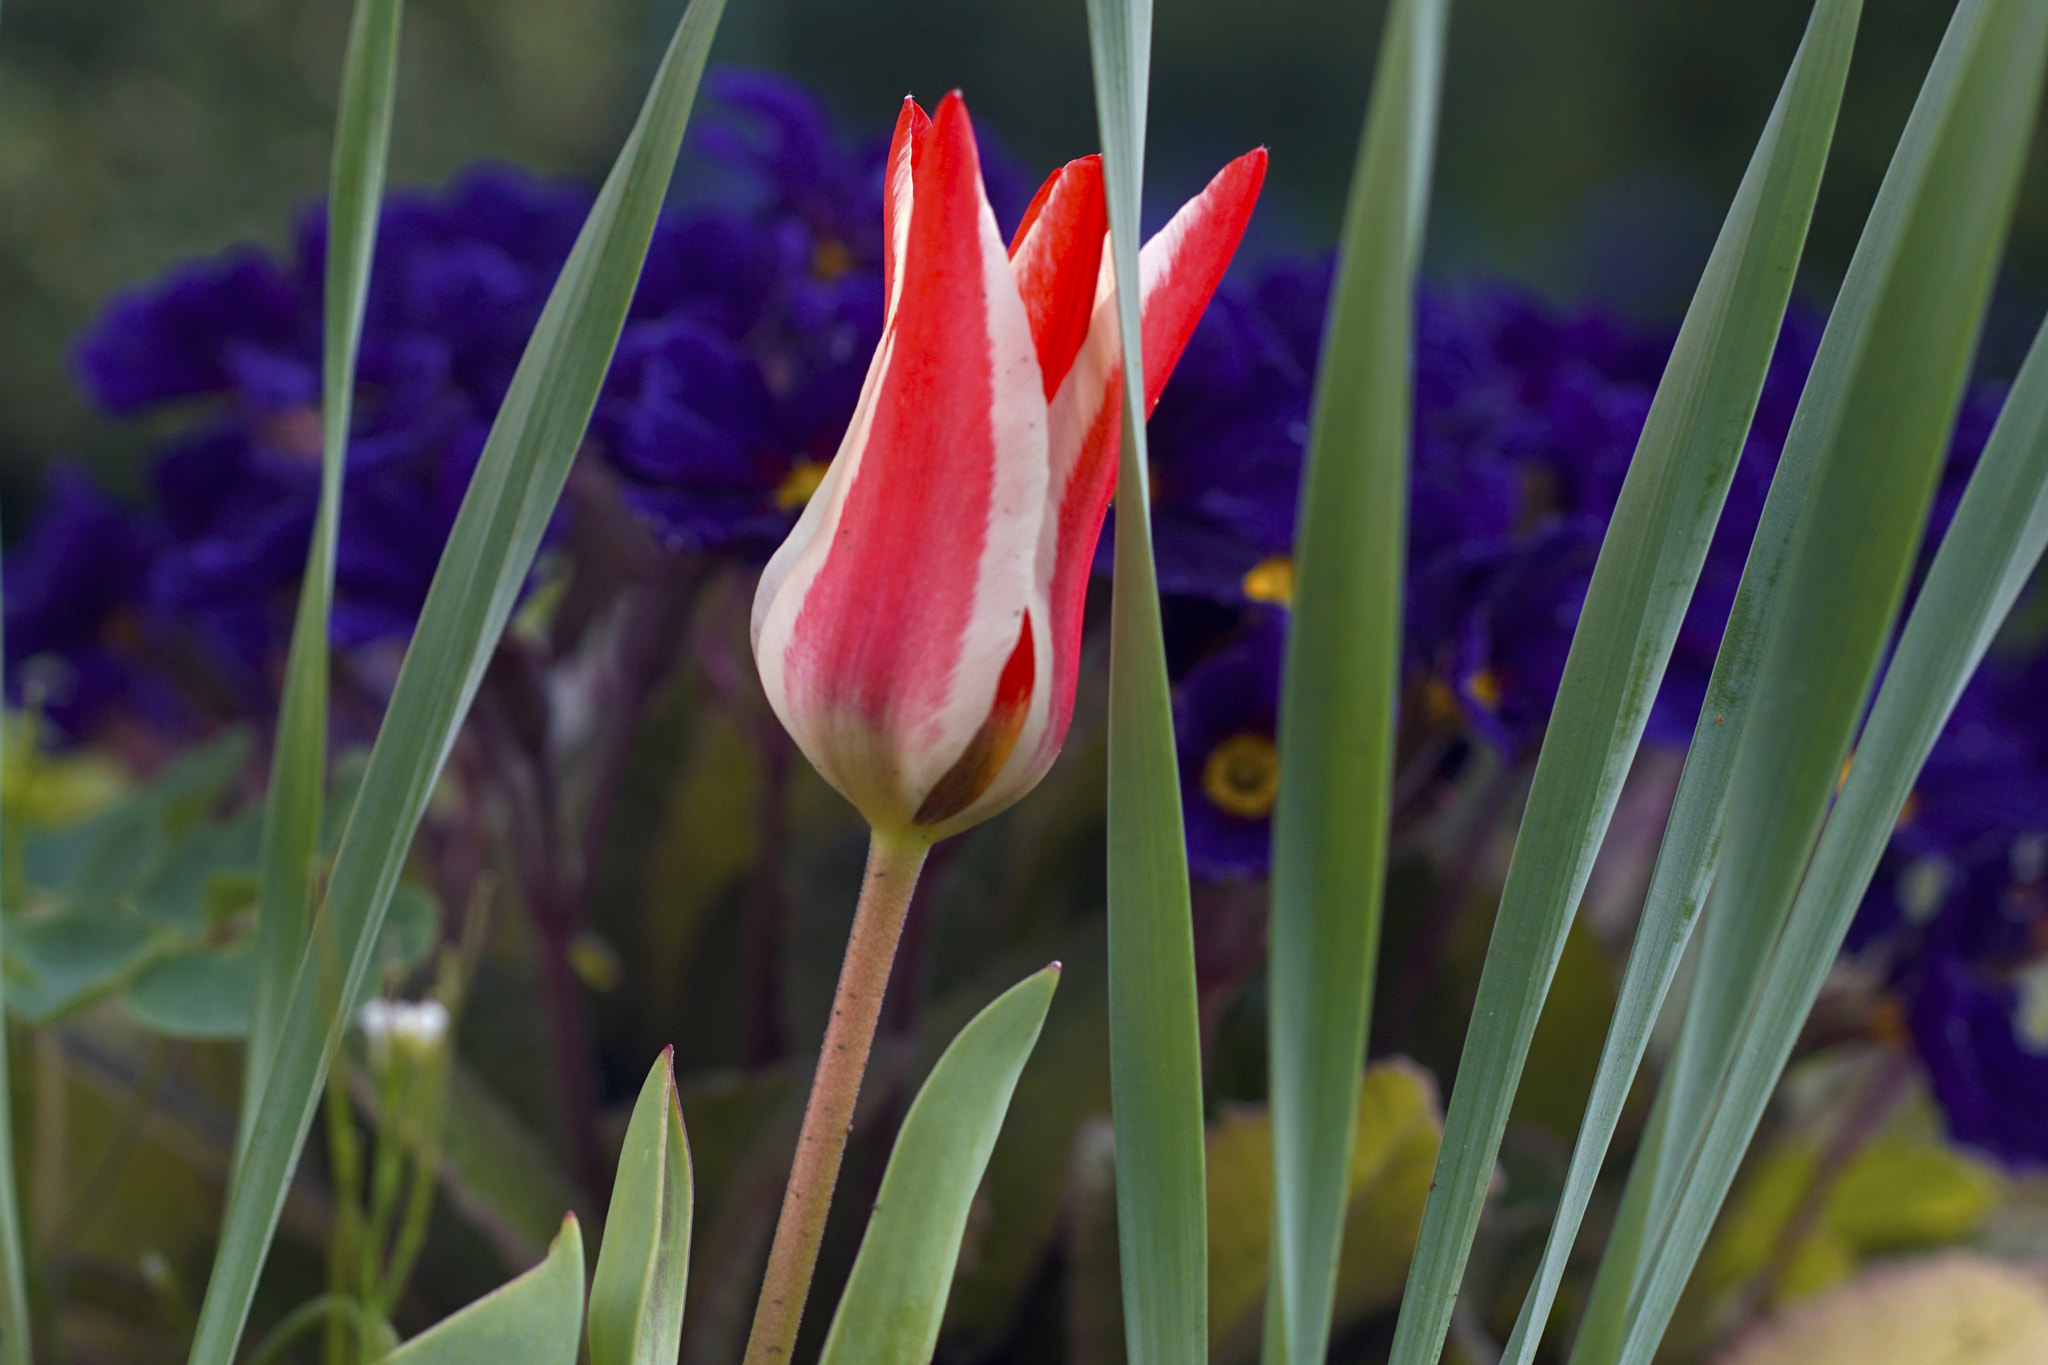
[752,90,1265,842]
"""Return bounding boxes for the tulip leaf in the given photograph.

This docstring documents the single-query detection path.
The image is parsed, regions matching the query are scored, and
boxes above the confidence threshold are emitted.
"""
[1593,1,2048,1359]
[817,966,1059,1365]
[1378,1,1860,1359]
[181,0,729,1357]
[588,1048,693,1365]
[240,0,405,1164]
[1083,0,1209,1360]
[1263,0,1444,1358]
[384,1216,587,1365]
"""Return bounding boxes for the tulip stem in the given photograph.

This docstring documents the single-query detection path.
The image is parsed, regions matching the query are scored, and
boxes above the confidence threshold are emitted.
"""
[742,829,931,1365]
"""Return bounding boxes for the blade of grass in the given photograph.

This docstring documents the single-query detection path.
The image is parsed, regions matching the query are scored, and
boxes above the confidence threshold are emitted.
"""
[183,3,727,1360]
[1486,4,1863,1360]
[1383,0,1863,1356]
[587,1049,692,1365]
[1262,0,1445,1360]
[237,0,405,1167]
[0,583,31,1365]
[817,967,1060,1365]
[1604,1,2048,1359]
[1083,0,1207,1358]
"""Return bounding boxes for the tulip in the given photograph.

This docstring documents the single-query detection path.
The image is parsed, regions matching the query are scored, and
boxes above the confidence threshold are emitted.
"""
[741,90,1263,1365]
[752,90,1266,844]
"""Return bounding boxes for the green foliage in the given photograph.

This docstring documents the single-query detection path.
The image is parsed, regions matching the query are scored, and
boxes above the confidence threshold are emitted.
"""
[383,1216,587,1365]
[2,736,434,1029]
[182,0,729,1355]
[243,0,406,1162]
[1263,0,1444,1360]
[817,967,1059,1365]
[1083,0,1208,1358]
[587,1049,693,1365]
[1594,1,2048,1358]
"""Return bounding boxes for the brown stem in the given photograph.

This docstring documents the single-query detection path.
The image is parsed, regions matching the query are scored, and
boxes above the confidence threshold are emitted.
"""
[741,831,930,1365]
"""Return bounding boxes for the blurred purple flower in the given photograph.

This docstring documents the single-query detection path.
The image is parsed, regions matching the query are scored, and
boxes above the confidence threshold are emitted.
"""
[1174,611,1286,881]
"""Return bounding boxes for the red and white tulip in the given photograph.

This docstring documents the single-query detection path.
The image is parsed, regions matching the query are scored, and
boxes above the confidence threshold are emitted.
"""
[752,90,1265,841]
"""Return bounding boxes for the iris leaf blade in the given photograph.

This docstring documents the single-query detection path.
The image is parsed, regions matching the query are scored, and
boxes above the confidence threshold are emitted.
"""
[0,588,29,1365]
[1385,0,1864,1356]
[1601,0,2048,1358]
[1263,0,1446,1361]
[239,0,406,1164]
[1483,2,1865,1359]
[1083,0,1209,1358]
[182,2,728,1359]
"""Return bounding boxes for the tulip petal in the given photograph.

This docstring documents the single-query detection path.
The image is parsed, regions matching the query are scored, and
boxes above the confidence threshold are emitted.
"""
[1031,148,1268,768]
[753,92,1051,833]
[1009,156,1108,400]
[881,97,932,320]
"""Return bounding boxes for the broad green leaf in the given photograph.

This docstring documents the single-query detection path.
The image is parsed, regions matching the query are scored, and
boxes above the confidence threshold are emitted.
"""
[817,967,1059,1365]
[242,0,407,1161]
[384,1215,587,1365]
[1468,3,1866,1358]
[126,947,256,1039]
[1209,1063,1442,1362]
[1083,0,1208,1358]
[1605,1,2048,1357]
[588,1048,693,1365]
[4,914,160,1021]
[183,1,728,1358]
[1263,0,1444,1360]
[1711,1255,2048,1365]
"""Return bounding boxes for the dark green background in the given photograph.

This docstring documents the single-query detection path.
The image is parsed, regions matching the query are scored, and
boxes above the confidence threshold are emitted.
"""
[2,0,2042,490]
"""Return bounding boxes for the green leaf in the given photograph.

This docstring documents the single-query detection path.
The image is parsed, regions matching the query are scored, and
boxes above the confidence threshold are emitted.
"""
[242,0,406,1161]
[1599,1,2048,1358]
[182,1,728,1358]
[1263,0,1444,1361]
[1461,2,1866,1358]
[4,914,161,1022]
[817,966,1059,1365]
[125,946,256,1039]
[384,1215,587,1365]
[588,1048,692,1365]
[0,567,31,1365]
[1083,0,1208,1359]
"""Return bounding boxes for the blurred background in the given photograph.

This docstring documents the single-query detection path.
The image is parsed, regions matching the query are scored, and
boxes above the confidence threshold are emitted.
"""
[4,0,2047,508]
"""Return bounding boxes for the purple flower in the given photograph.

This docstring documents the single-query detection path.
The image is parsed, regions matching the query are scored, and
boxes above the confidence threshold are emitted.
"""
[1174,611,1286,881]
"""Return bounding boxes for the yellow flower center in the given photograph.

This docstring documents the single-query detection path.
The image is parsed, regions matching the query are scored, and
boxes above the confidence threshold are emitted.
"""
[1465,667,1503,711]
[774,460,830,511]
[1202,732,1280,819]
[813,238,853,281]
[1241,555,1295,606]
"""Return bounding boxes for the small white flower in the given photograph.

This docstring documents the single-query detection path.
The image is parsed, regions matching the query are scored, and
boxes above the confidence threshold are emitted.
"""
[358,998,451,1069]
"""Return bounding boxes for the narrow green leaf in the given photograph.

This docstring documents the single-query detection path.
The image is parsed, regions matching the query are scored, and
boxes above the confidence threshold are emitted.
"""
[384,1215,586,1365]
[1083,0,1208,1360]
[1264,0,1445,1359]
[588,1048,693,1365]
[0,571,32,1365]
[1605,1,2048,1359]
[182,3,728,1360]
[1488,5,1863,1361]
[817,966,1060,1365]
[239,0,406,1164]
